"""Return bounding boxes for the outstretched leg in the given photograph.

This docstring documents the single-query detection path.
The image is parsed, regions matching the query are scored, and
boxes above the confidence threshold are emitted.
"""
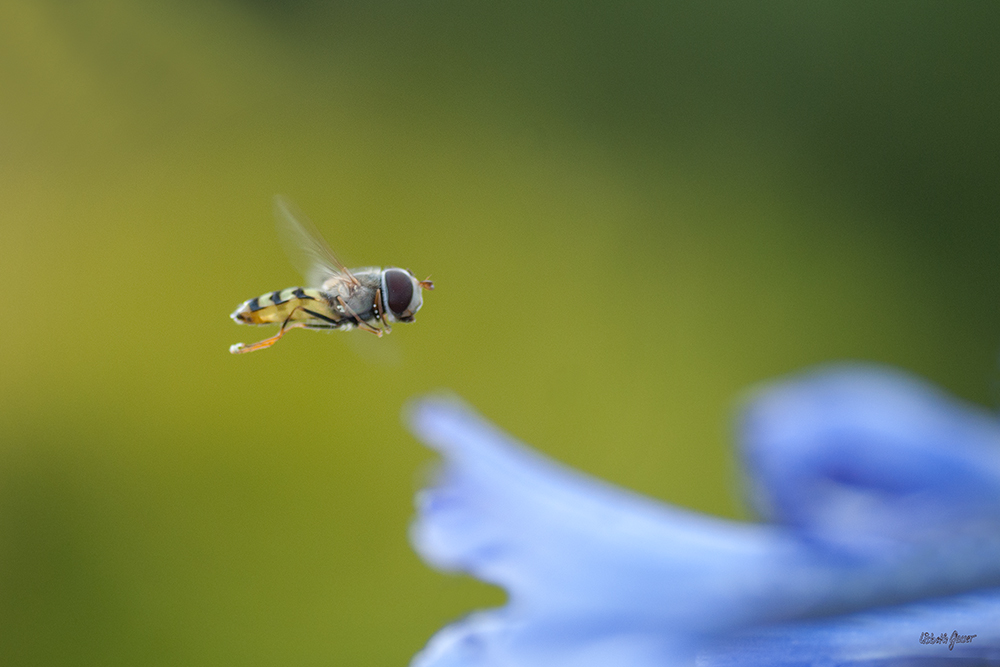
[230,307,307,354]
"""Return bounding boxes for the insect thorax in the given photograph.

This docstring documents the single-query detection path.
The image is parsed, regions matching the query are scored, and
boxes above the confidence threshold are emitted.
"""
[324,268,382,323]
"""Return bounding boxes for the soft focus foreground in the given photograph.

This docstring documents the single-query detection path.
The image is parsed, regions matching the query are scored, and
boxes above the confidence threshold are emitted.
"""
[2,2,1000,666]
[408,367,1000,665]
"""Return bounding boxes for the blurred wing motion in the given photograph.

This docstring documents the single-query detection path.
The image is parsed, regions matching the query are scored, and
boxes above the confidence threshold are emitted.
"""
[273,195,360,289]
[231,196,431,354]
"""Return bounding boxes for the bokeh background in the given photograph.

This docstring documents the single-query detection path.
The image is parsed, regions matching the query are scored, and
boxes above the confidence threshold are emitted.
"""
[3,1,1000,664]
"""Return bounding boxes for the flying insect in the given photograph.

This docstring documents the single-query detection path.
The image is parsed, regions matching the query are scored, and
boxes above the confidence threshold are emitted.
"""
[229,197,433,354]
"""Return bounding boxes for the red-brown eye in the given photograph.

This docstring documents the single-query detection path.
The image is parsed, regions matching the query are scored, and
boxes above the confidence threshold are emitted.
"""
[385,269,414,317]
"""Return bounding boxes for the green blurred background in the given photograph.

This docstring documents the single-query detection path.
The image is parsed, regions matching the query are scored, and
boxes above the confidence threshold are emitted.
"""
[2,1,1000,664]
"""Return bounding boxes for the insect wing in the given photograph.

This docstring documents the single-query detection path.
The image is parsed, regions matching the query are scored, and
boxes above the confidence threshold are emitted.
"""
[273,195,360,289]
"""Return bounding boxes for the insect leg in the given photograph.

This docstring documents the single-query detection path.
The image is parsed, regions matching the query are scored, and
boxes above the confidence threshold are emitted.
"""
[230,307,307,354]
[335,296,383,337]
[374,288,392,334]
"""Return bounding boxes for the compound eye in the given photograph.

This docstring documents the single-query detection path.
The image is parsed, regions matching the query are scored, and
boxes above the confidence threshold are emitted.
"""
[385,269,415,317]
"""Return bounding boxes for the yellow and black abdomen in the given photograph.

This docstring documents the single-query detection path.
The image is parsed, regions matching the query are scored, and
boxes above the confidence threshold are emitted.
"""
[231,287,342,327]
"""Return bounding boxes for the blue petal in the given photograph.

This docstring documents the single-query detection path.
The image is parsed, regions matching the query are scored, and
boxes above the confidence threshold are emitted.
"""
[407,397,797,665]
[739,365,1000,555]
[407,366,1000,667]
[701,587,1000,666]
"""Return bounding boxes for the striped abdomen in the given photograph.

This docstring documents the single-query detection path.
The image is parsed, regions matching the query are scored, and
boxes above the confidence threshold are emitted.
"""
[230,287,341,327]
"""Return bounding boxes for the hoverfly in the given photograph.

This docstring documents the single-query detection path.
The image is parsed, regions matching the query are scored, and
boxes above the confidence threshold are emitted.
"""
[229,196,433,354]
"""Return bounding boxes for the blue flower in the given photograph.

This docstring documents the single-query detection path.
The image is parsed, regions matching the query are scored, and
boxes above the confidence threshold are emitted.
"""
[407,365,1000,666]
